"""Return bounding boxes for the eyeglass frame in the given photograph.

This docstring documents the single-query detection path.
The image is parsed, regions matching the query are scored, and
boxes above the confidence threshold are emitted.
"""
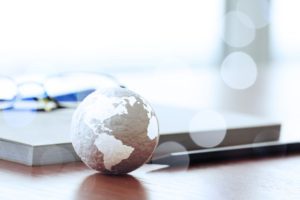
[0,72,122,112]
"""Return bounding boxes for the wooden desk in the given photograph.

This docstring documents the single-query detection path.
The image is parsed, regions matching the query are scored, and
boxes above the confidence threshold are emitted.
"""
[1,154,300,200]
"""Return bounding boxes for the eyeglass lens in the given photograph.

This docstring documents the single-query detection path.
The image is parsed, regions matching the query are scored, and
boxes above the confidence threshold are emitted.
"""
[0,77,18,109]
[44,72,121,107]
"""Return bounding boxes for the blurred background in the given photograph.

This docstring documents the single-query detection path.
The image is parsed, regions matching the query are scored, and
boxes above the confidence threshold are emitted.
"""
[0,0,300,141]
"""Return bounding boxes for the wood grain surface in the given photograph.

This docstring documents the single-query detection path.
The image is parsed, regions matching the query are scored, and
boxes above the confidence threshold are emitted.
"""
[1,154,300,200]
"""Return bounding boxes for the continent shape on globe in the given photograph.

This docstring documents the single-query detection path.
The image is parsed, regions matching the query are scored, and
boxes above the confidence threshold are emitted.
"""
[94,134,134,170]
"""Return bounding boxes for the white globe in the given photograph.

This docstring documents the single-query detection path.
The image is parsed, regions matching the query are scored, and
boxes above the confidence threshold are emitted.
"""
[71,87,159,174]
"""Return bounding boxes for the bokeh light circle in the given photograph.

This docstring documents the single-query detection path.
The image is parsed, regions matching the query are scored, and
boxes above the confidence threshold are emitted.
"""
[152,141,189,170]
[221,52,257,90]
[189,110,227,148]
[222,11,256,47]
[237,0,270,29]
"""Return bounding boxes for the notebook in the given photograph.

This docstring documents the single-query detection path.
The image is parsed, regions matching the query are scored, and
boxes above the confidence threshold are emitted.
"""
[0,105,280,166]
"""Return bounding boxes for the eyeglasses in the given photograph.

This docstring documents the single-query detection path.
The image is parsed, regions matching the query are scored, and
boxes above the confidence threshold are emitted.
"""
[0,72,122,112]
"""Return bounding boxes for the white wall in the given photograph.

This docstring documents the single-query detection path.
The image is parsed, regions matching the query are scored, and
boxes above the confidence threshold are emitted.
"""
[0,0,222,75]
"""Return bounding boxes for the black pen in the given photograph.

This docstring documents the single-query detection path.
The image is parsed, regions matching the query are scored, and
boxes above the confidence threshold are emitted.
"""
[151,141,300,165]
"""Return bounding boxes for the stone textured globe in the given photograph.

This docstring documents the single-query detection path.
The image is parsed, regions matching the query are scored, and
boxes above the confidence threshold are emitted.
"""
[71,87,159,174]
